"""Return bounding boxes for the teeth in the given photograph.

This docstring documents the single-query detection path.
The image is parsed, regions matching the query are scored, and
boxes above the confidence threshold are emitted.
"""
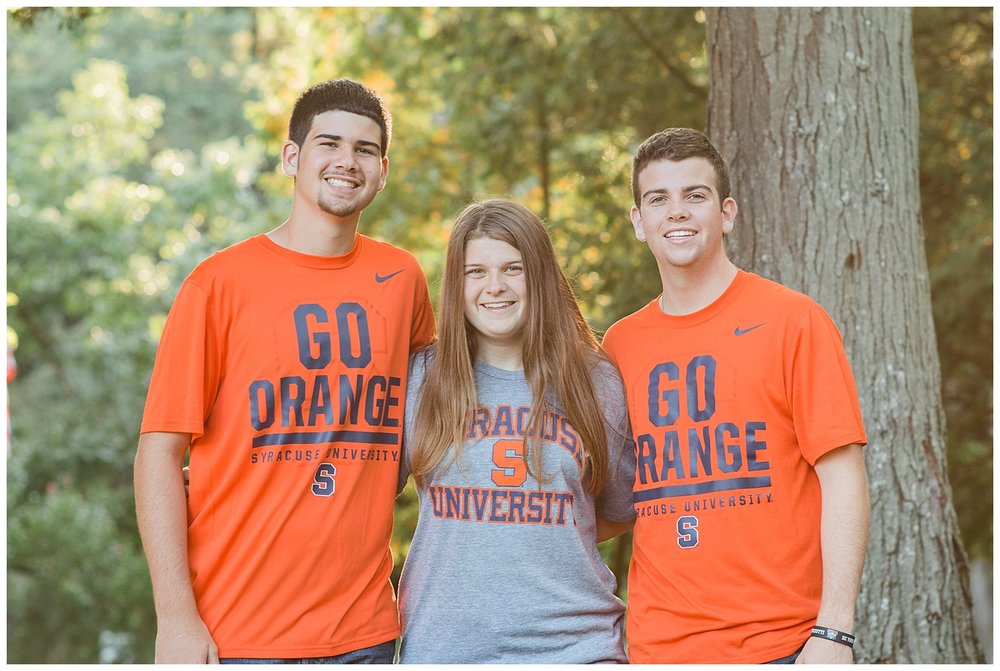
[482,302,513,309]
[326,177,357,189]
[665,230,696,239]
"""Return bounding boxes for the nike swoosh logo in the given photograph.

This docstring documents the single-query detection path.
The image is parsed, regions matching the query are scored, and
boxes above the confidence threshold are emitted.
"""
[734,322,766,336]
[375,269,405,283]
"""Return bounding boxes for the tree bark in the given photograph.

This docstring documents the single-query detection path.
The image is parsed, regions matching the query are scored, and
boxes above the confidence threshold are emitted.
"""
[705,7,983,663]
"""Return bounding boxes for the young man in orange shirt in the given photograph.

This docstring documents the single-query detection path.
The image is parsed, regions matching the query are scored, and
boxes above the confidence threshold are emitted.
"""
[134,79,435,663]
[602,128,870,664]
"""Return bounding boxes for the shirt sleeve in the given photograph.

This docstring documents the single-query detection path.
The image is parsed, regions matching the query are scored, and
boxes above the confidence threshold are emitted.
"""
[397,441,412,495]
[399,349,430,494]
[140,279,222,439]
[787,306,868,465]
[593,360,637,522]
[599,325,621,367]
[409,266,436,353]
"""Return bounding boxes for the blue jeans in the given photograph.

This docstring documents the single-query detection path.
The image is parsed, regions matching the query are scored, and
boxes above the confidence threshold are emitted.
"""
[220,639,396,664]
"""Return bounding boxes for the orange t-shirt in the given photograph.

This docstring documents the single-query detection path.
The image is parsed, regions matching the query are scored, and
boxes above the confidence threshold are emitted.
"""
[141,233,435,658]
[602,270,866,663]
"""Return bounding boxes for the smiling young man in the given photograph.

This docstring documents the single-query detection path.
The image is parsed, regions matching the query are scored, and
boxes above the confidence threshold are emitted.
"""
[134,79,435,663]
[602,128,870,664]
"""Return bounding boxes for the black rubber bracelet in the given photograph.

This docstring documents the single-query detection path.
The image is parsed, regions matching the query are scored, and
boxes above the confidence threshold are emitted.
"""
[811,626,856,648]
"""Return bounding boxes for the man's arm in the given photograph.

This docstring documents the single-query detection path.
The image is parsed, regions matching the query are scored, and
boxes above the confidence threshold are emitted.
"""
[134,431,219,664]
[797,443,870,664]
[596,515,635,544]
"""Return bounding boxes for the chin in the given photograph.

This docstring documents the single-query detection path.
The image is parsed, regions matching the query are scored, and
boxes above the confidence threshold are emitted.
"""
[320,202,360,218]
[482,327,520,343]
[656,250,703,267]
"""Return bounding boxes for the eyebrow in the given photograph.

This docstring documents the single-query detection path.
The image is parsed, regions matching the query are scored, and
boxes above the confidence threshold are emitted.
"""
[642,184,714,200]
[463,258,523,267]
[314,133,382,152]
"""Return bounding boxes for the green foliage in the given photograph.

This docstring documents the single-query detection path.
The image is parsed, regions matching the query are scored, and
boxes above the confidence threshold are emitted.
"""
[7,469,154,663]
[7,60,165,490]
[5,6,991,662]
[913,7,993,560]
[7,8,257,153]
[7,20,270,661]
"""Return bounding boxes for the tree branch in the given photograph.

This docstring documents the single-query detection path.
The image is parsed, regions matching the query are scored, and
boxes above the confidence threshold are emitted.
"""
[610,8,706,99]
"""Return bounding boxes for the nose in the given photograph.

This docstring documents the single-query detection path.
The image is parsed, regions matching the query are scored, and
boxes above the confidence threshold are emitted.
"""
[486,271,507,294]
[666,201,689,221]
[334,145,359,172]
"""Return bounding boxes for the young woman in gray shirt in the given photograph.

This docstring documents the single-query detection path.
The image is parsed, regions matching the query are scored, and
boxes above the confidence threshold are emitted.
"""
[397,199,636,664]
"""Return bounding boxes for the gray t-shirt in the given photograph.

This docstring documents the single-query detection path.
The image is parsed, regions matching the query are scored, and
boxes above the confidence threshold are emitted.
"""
[397,348,636,664]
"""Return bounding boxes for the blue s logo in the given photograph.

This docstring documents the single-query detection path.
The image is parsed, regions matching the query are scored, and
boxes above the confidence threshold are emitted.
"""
[311,463,337,497]
[677,515,699,548]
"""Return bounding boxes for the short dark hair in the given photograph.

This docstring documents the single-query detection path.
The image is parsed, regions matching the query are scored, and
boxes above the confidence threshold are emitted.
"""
[631,128,731,206]
[287,79,392,156]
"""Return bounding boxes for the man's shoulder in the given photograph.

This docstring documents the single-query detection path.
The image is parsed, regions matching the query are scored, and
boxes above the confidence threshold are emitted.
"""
[359,236,429,292]
[739,273,845,345]
[360,235,422,269]
[603,300,658,345]
[742,271,822,314]
[183,235,265,286]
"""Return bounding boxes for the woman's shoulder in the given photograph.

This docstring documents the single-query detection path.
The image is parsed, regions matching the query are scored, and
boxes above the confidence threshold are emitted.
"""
[587,352,625,401]
[408,344,437,380]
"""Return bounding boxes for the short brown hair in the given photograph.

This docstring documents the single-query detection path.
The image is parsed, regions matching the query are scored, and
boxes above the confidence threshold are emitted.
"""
[288,79,392,156]
[631,128,731,206]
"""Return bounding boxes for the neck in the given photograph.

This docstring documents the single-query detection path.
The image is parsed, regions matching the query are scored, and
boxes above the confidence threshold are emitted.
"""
[269,198,362,257]
[475,339,524,371]
[657,256,738,316]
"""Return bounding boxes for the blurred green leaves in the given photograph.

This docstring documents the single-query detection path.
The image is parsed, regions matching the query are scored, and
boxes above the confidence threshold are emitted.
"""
[7,473,153,663]
[913,8,993,560]
[7,15,271,661]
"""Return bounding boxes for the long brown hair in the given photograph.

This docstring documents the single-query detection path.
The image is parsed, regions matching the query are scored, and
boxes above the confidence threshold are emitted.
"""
[409,199,610,494]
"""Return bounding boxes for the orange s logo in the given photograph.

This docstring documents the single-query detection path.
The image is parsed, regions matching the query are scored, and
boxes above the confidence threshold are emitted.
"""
[491,439,527,487]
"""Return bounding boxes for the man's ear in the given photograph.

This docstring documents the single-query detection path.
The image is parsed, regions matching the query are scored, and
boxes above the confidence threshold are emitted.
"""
[281,140,299,177]
[377,155,389,192]
[630,205,647,242]
[721,197,738,235]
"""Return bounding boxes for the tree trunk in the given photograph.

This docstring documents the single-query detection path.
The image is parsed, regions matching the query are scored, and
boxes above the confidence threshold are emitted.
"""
[705,7,983,663]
